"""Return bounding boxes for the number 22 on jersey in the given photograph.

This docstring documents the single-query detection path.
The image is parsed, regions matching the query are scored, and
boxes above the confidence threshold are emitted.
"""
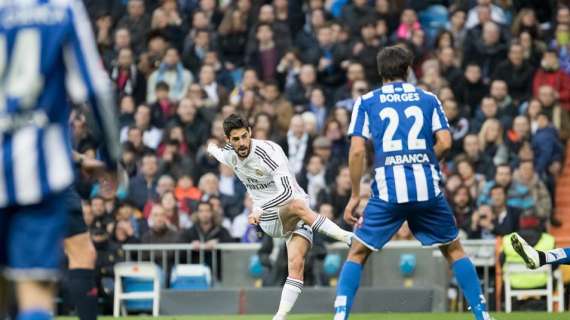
[379,105,427,152]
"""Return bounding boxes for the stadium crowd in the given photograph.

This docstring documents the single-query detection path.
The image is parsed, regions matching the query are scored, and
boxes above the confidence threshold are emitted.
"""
[72,0,569,289]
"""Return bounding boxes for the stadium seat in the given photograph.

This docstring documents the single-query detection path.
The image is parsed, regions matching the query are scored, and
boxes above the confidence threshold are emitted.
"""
[169,264,212,290]
[503,263,565,312]
[418,5,449,41]
[113,262,162,317]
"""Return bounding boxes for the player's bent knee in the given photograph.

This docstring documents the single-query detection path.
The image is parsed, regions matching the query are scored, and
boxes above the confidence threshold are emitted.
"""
[287,199,309,216]
[439,239,466,263]
[347,241,371,264]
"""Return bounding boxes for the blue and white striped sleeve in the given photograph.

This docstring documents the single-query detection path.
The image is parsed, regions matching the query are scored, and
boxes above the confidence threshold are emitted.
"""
[64,0,119,167]
[429,92,449,133]
[347,97,370,139]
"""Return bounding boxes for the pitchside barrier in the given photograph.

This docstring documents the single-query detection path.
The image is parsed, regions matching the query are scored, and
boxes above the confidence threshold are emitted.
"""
[119,240,496,315]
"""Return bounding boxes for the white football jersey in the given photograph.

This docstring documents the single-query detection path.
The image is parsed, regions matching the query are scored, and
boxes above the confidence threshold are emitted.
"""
[207,139,307,213]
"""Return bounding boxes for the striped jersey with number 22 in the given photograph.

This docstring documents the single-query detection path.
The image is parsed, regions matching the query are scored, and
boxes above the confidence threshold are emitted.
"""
[348,82,450,204]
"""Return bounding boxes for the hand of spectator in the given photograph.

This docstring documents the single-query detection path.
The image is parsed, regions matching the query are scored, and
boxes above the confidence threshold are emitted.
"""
[352,42,364,56]
[318,57,332,71]
[549,161,562,177]
[191,240,201,251]
[205,239,218,249]
[225,62,235,70]
[343,196,361,226]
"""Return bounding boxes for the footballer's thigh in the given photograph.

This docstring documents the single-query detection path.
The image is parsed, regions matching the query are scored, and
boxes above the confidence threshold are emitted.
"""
[64,232,96,270]
[406,196,459,248]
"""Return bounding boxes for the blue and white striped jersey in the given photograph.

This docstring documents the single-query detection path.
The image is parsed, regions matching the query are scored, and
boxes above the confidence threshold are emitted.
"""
[0,0,119,207]
[348,82,449,204]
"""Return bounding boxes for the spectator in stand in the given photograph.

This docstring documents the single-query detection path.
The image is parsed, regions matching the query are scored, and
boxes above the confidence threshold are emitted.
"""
[229,68,260,106]
[532,112,563,178]
[278,115,313,176]
[478,164,535,210]
[468,185,520,239]
[489,79,517,127]
[147,47,193,103]
[455,157,486,201]
[110,47,147,104]
[141,204,180,243]
[260,80,294,136]
[450,185,474,234]
[352,21,385,86]
[218,7,249,72]
[150,3,186,51]
[465,0,507,29]
[120,104,163,149]
[478,118,509,165]
[172,98,210,155]
[248,4,292,54]
[317,166,351,224]
[334,62,366,103]
[536,85,563,134]
[128,152,159,210]
[453,63,488,117]
[297,155,327,209]
[447,9,467,52]
[230,194,260,243]
[246,23,286,83]
[492,42,535,103]
[463,134,495,180]
[513,160,553,223]
[148,82,176,128]
[341,0,375,36]
[437,46,463,86]
[117,0,151,54]
[463,21,508,82]
[286,64,318,108]
[158,138,195,181]
[218,164,246,220]
[443,99,469,159]
[179,201,234,272]
[511,8,541,39]
[199,64,229,111]
[505,116,531,157]
[533,49,570,114]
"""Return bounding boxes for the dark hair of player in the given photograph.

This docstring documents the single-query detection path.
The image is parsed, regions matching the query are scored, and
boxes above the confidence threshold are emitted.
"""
[223,114,250,137]
[376,45,413,82]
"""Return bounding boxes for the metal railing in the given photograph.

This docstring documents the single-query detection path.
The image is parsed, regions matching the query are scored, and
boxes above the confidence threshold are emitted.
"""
[122,239,497,287]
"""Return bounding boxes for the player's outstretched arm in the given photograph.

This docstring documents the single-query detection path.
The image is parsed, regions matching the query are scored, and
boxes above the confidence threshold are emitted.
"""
[434,130,452,160]
[344,136,366,225]
[207,141,227,164]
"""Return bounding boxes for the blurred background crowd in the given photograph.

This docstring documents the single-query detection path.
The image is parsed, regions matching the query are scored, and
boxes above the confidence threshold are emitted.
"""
[71,0,569,292]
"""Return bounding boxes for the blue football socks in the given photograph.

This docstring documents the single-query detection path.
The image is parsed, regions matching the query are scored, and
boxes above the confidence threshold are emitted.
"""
[452,257,490,320]
[334,261,363,320]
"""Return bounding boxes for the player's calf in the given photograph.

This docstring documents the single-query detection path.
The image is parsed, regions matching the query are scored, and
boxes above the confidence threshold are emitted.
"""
[273,235,309,320]
[440,240,491,320]
[283,200,352,245]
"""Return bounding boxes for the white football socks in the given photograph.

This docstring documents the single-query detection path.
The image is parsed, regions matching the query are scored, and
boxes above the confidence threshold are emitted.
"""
[311,215,352,245]
[273,277,303,319]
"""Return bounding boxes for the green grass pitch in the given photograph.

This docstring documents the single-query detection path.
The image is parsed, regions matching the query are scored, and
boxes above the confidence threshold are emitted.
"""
[65,313,570,320]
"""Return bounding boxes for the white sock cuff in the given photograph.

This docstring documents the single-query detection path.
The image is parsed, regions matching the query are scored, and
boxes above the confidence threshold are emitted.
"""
[285,277,303,292]
[311,215,326,231]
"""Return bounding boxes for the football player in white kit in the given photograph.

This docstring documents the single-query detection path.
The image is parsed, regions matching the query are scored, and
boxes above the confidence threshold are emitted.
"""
[208,114,353,320]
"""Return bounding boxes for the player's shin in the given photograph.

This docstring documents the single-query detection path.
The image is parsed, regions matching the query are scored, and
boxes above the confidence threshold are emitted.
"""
[334,261,362,320]
[451,257,490,320]
[274,277,303,320]
[310,215,352,245]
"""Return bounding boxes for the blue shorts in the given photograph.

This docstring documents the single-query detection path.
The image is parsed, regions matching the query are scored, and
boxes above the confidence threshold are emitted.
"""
[0,192,68,280]
[354,195,458,251]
